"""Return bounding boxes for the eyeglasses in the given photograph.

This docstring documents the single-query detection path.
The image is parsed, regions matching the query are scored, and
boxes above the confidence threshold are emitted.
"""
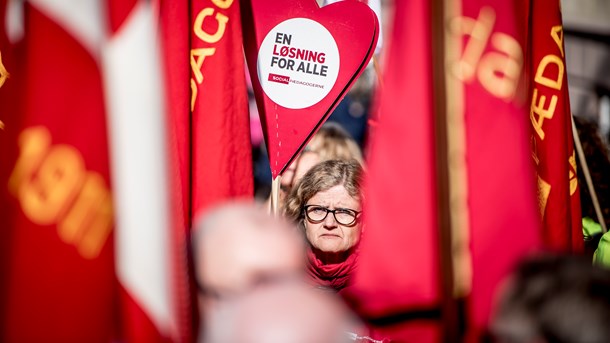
[303,205,361,226]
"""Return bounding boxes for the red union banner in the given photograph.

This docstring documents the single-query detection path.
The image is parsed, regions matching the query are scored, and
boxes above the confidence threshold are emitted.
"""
[190,0,253,213]
[1,1,182,341]
[526,0,583,253]
[456,1,542,339]
[344,1,441,341]
[0,3,116,341]
[346,0,542,341]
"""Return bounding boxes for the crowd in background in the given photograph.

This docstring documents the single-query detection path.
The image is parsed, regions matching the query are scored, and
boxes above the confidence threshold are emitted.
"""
[189,89,610,341]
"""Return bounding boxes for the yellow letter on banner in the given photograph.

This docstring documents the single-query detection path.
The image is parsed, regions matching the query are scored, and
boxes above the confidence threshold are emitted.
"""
[191,48,216,84]
[537,175,551,218]
[59,172,113,259]
[194,8,229,44]
[20,145,85,225]
[9,127,50,195]
[477,33,523,100]
[530,88,558,140]
[453,7,495,82]
[569,151,578,195]
[535,55,564,90]
[211,0,234,9]
[0,51,8,89]
[191,78,198,112]
[551,25,564,57]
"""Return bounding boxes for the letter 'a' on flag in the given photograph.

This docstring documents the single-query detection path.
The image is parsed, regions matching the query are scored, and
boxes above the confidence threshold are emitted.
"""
[455,1,542,340]
[344,0,542,342]
[526,0,583,253]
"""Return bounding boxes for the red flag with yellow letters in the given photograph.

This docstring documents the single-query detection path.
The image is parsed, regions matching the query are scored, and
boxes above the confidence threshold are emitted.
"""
[162,0,254,340]
[1,1,184,341]
[458,1,543,339]
[346,1,542,342]
[0,2,116,341]
[526,0,583,253]
[190,0,253,214]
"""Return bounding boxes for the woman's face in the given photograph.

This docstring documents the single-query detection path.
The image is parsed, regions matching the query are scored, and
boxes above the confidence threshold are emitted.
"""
[304,184,362,254]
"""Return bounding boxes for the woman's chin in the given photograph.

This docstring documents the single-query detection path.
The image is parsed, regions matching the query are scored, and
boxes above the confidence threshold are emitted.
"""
[313,243,349,255]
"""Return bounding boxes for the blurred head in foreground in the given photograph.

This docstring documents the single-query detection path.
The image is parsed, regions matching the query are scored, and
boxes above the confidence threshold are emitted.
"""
[204,280,362,343]
[491,255,610,343]
[192,202,306,316]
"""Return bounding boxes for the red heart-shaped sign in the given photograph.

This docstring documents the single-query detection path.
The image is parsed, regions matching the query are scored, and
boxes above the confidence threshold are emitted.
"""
[242,0,379,178]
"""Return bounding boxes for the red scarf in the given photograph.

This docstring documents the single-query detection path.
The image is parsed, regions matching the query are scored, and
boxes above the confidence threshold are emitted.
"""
[306,248,358,292]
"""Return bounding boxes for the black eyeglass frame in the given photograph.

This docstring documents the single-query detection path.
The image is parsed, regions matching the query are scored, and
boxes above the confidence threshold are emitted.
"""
[303,205,362,226]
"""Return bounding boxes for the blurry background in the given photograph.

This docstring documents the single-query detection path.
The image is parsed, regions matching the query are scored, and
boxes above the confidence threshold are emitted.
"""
[563,0,610,142]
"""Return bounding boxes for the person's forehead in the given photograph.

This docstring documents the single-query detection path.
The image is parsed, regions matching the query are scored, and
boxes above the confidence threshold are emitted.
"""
[296,150,320,166]
[308,185,359,204]
[199,220,303,276]
[294,152,321,178]
[202,218,299,252]
[200,240,304,293]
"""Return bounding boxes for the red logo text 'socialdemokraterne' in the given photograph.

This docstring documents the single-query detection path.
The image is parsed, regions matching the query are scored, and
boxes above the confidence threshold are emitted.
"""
[268,73,290,84]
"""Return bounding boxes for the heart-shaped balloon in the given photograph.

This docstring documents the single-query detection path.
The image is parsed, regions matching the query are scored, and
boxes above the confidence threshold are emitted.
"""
[242,0,379,178]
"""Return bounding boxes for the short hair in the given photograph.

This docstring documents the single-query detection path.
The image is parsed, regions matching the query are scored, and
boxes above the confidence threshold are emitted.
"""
[284,159,363,227]
[308,122,364,165]
[491,255,610,343]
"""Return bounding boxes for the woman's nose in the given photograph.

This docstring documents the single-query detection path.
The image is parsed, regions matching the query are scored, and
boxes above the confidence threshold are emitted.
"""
[323,212,338,228]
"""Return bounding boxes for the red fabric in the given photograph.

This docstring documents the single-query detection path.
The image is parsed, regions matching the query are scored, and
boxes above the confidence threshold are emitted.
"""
[1,2,188,342]
[119,286,170,343]
[524,0,583,253]
[159,1,256,340]
[461,1,542,339]
[0,4,116,342]
[108,2,178,342]
[190,0,253,215]
[0,0,16,326]
[306,248,358,291]
[343,1,440,341]
[346,1,542,342]
[160,1,195,342]
[107,0,138,34]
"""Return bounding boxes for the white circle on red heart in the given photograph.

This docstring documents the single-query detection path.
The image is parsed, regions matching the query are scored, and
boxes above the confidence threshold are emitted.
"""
[257,18,340,109]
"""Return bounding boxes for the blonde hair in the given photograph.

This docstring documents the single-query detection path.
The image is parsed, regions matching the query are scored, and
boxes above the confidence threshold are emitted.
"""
[284,160,363,226]
[308,122,363,165]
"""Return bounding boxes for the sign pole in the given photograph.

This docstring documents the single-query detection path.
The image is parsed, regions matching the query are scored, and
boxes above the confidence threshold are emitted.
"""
[572,115,608,233]
[270,175,281,217]
[372,55,384,89]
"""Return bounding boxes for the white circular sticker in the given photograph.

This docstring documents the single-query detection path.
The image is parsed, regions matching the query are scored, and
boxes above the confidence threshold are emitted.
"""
[257,18,340,109]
